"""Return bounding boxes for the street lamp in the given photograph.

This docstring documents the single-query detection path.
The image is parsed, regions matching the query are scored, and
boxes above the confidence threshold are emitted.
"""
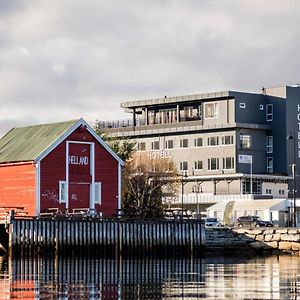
[181,171,188,213]
[287,131,297,227]
[193,181,203,219]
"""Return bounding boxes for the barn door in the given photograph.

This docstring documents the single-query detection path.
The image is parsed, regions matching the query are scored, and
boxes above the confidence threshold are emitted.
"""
[67,142,94,211]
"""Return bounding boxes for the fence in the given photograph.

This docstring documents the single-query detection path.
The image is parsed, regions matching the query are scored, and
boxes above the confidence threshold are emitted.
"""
[7,216,204,257]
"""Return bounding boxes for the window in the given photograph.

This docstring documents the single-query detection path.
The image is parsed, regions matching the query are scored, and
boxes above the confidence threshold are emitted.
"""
[208,158,219,170]
[94,182,101,204]
[266,104,273,121]
[194,137,203,147]
[180,161,188,171]
[165,140,173,149]
[260,104,264,110]
[223,157,234,170]
[138,142,146,151]
[208,136,219,146]
[59,181,67,203]
[266,136,273,153]
[267,157,273,173]
[222,135,234,145]
[204,102,218,118]
[180,139,188,148]
[151,141,160,150]
[239,103,246,109]
[240,134,251,149]
[194,161,203,170]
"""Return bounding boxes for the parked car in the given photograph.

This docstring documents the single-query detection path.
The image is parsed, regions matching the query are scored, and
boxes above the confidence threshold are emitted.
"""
[236,216,273,227]
[205,217,221,227]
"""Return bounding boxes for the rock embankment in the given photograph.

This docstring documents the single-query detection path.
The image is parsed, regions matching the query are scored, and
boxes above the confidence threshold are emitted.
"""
[205,227,300,255]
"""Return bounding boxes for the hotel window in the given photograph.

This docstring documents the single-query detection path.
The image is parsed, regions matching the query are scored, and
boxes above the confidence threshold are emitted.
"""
[204,102,218,119]
[180,161,188,171]
[208,158,219,170]
[223,157,234,170]
[138,142,146,151]
[165,140,174,149]
[59,181,67,203]
[94,182,101,204]
[239,103,246,109]
[151,141,160,150]
[267,157,273,173]
[194,160,203,170]
[266,136,273,153]
[207,136,219,146]
[194,137,203,147]
[266,104,273,121]
[240,134,251,149]
[180,138,189,148]
[222,135,234,145]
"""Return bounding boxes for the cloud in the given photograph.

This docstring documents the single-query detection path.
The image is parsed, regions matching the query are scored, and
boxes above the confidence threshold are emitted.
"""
[0,0,300,136]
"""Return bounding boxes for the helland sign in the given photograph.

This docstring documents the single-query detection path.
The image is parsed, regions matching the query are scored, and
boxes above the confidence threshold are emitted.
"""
[147,150,172,159]
[69,155,89,165]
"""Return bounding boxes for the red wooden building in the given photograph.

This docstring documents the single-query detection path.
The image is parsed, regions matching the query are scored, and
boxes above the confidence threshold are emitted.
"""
[0,119,124,216]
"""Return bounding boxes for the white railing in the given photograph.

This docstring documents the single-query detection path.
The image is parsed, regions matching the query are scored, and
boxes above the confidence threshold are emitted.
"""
[163,193,257,205]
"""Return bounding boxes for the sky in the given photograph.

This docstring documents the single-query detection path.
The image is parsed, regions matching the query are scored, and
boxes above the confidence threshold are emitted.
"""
[0,0,300,136]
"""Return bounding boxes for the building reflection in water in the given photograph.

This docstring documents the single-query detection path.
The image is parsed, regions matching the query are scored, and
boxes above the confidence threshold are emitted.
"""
[0,255,300,299]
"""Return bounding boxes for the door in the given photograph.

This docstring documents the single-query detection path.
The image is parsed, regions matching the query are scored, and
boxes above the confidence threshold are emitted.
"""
[68,183,90,209]
[67,142,93,211]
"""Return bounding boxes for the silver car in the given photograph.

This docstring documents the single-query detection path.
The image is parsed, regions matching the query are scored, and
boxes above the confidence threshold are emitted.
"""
[205,217,221,227]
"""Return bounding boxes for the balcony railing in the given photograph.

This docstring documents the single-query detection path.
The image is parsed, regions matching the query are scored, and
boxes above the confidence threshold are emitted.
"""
[163,193,273,205]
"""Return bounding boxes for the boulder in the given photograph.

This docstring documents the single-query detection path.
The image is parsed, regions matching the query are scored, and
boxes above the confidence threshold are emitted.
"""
[281,234,300,242]
[291,242,300,251]
[264,234,273,242]
[276,229,288,234]
[264,229,275,235]
[255,234,264,241]
[278,242,292,250]
[265,241,278,248]
[272,233,281,241]
[249,241,264,250]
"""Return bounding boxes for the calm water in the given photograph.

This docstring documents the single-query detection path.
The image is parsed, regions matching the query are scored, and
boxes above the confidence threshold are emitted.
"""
[0,255,300,299]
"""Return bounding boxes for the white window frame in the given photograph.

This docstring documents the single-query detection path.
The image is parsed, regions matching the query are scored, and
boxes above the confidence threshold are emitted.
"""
[194,137,203,147]
[204,102,218,119]
[180,138,189,148]
[240,134,251,149]
[151,141,160,150]
[266,104,273,121]
[267,157,273,173]
[208,136,219,146]
[59,181,67,203]
[222,135,234,145]
[165,140,174,149]
[222,157,235,170]
[266,136,273,153]
[94,182,101,204]
[194,160,203,170]
[179,161,188,171]
[239,103,246,109]
[208,158,219,171]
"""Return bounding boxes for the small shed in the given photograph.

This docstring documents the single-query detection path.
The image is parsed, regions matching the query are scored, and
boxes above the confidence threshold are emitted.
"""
[206,199,289,227]
[0,119,124,216]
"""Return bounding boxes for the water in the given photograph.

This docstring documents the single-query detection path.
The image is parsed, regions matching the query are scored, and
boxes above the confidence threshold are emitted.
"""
[0,255,300,299]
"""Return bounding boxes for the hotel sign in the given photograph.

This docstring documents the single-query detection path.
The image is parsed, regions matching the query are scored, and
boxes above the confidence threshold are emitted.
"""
[148,150,172,159]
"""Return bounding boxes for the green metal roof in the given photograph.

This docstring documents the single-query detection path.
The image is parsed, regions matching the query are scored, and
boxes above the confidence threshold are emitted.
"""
[0,120,79,163]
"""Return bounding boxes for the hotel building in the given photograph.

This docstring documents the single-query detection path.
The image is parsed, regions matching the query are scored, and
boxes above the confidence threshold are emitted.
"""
[100,85,300,218]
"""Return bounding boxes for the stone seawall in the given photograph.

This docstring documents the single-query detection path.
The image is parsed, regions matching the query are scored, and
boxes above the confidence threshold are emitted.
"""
[205,227,300,255]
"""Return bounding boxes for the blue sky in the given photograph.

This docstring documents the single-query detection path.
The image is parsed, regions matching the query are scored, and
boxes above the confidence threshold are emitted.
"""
[0,0,300,136]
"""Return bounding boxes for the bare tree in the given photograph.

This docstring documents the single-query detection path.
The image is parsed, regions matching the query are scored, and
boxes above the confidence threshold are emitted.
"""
[123,153,179,218]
